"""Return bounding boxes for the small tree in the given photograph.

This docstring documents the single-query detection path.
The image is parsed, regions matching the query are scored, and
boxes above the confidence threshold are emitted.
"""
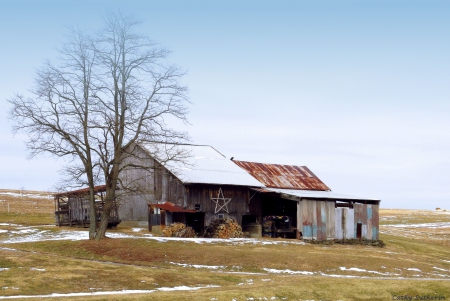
[8,13,189,240]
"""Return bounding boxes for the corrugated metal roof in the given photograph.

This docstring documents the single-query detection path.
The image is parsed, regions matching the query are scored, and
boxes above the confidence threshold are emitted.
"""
[253,187,380,202]
[139,142,264,187]
[233,161,330,191]
[54,185,106,197]
[149,202,196,213]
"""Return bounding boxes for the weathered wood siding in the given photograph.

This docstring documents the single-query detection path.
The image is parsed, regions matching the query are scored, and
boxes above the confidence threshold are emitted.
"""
[298,199,335,240]
[68,197,90,226]
[153,162,186,205]
[185,185,249,226]
[119,145,156,221]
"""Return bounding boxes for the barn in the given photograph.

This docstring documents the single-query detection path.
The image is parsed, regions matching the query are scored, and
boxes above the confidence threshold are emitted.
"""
[54,185,121,227]
[119,142,380,241]
[119,142,264,234]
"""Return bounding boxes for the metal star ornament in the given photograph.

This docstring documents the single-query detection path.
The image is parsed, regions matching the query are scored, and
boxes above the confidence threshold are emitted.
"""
[211,188,231,214]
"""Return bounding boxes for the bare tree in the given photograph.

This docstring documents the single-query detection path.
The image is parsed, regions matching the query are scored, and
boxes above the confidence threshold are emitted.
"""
[8,13,189,240]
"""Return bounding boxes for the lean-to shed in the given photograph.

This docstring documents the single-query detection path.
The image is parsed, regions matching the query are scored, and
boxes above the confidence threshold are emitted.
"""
[233,161,380,240]
[54,185,121,227]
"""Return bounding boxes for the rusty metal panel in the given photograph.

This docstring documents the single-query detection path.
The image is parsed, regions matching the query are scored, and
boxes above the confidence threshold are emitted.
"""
[326,201,335,239]
[297,201,303,233]
[302,199,317,239]
[233,161,330,191]
[371,205,379,239]
[316,201,327,240]
[335,207,343,239]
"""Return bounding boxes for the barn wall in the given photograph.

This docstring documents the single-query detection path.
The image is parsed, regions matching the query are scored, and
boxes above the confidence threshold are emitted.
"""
[186,185,249,226]
[335,207,355,239]
[354,203,379,240]
[119,145,156,221]
[298,199,335,240]
[154,161,186,205]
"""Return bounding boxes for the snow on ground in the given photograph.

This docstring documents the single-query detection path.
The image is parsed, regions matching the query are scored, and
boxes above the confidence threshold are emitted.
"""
[0,285,220,299]
[0,223,308,246]
[262,268,313,275]
[385,222,450,229]
[0,192,50,199]
[169,262,226,270]
[339,267,394,276]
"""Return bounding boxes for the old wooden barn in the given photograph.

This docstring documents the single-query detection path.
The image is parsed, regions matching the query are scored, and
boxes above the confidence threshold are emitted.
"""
[119,142,380,240]
[54,185,121,227]
[119,142,264,234]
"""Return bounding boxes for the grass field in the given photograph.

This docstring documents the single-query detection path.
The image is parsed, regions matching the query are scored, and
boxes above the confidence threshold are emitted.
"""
[0,190,449,300]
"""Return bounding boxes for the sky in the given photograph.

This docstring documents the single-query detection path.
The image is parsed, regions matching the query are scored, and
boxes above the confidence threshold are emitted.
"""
[0,0,449,209]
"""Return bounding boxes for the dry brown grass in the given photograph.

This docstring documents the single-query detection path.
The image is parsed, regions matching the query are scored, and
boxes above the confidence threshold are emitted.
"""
[1,195,450,300]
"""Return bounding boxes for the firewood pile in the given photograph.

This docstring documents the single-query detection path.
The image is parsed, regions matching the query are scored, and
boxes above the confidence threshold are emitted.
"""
[162,223,196,238]
[203,218,245,238]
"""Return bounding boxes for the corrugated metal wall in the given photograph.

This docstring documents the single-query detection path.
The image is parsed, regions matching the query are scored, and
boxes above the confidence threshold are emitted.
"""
[335,208,355,239]
[299,200,379,240]
[354,203,379,240]
[297,199,335,240]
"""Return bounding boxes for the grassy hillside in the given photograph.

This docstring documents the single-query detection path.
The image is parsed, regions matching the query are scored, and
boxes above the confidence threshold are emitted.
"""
[0,190,449,300]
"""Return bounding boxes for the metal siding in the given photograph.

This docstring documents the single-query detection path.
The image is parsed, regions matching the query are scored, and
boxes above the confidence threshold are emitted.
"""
[302,200,314,239]
[326,201,335,239]
[372,205,379,239]
[335,208,343,239]
[297,201,303,233]
[312,201,317,239]
[366,205,372,240]
[344,208,355,239]
[318,202,327,240]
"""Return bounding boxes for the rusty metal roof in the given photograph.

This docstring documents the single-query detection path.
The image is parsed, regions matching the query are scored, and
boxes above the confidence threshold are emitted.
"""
[149,202,196,213]
[233,161,330,191]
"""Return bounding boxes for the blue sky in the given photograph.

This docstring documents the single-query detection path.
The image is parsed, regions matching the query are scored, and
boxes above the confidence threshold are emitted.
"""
[1,1,449,209]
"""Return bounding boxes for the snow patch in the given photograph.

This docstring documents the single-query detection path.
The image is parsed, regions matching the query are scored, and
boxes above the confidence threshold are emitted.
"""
[0,285,220,299]
[169,262,226,270]
[406,268,421,272]
[0,268,10,272]
[262,268,313,275]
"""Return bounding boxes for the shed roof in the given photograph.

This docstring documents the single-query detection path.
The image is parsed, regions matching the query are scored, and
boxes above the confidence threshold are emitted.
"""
[252,187,380,203]
[149,202,196,213]
[54,185,106,197]
[138,142,264,187]
[233,161,330,191]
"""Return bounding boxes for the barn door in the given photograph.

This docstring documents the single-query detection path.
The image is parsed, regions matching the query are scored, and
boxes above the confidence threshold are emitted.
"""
[356,223,362,239]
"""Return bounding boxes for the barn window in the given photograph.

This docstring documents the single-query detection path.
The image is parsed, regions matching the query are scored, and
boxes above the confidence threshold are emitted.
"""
[195,204,200,211]
[218,214,224,219]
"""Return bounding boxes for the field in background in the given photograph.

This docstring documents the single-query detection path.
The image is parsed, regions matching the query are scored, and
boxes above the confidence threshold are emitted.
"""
[0,190,449,300]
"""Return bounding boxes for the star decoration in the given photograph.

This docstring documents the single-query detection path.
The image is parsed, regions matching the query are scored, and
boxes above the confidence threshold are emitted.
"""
[211,188,231,214]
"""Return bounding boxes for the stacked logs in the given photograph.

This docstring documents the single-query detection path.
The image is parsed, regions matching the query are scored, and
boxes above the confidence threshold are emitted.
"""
[162,222,196,238]
[203,218,245,238]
